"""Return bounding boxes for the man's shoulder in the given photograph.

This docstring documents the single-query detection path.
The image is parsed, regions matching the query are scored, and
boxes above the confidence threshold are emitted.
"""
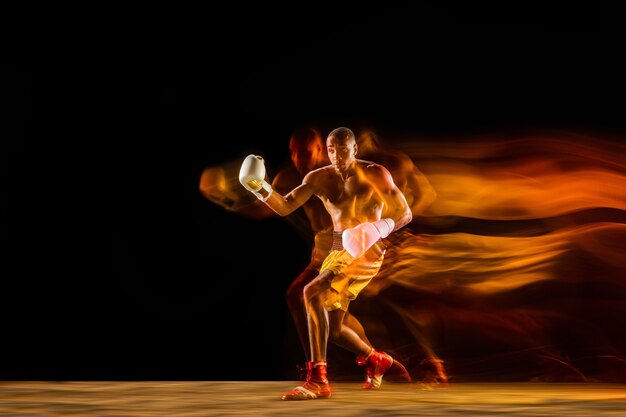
[358,159,387,172]
[358,160,395,186]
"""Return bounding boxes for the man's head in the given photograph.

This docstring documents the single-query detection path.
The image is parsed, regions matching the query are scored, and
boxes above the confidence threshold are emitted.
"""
[289,127,325,175]
[327,127,357,173]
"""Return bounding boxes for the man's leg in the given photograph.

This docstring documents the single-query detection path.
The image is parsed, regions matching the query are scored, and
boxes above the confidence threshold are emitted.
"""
[342,312,373,350]
[302,270,334,362]
[303,274,380,360]
[323,239,404,389]
[287,265,373,360]
[328,307,371,357]
[328,305,398,389]
[281,271,334,400]
[286,266,318,362]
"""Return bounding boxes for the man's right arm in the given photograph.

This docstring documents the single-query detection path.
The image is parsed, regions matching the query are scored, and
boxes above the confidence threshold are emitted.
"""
[239,154,317,217]
[263,179,317,216]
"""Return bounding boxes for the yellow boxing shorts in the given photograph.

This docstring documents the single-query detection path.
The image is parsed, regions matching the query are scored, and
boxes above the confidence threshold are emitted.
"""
[310,227,334,270]
[320,240,386,311]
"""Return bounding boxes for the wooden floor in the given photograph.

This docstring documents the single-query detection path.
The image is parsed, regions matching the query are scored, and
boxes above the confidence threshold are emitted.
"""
[0,381,625,416]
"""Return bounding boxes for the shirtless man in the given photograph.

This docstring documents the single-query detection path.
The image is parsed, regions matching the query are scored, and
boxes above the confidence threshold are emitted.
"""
[200,127,374,378]
[240,127,412,400]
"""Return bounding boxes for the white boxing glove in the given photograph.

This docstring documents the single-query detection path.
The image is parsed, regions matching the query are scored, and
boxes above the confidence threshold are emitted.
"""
[342,218,395,258]
[239,154,273,201]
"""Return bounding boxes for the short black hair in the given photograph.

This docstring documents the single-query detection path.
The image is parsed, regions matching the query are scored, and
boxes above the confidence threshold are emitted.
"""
[328,127,355,142]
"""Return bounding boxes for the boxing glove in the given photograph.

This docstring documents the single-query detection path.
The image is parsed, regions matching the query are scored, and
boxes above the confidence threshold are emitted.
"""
[239,154,273,201]
[342,218,395,258]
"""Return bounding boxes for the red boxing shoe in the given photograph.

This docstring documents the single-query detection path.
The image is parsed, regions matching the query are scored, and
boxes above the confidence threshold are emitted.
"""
[281,361,332,400]
[356,350,393,389]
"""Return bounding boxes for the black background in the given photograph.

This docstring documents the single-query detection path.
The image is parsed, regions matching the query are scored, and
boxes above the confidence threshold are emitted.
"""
[2,3,625,379]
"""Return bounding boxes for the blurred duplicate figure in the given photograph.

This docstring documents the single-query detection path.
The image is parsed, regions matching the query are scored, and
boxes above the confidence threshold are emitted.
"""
[200,127,375,379]
[357,129,437,218]
[356,129,448,386]
[240,127,412,400]
[199,127,328,223]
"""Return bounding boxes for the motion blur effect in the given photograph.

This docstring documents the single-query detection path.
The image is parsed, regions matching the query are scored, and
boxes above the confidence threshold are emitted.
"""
[201,128,626,384]
[351,131,626,383]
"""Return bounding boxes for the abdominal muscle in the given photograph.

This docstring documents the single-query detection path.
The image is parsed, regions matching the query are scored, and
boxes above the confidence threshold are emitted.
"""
[314,162,385,232]
[324,199,383,232]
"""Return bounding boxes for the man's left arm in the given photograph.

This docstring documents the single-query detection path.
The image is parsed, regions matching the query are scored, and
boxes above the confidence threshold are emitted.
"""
[342,166,412,258]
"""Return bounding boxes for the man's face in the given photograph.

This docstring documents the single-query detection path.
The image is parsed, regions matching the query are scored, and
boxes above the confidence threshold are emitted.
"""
[326,135,357,173]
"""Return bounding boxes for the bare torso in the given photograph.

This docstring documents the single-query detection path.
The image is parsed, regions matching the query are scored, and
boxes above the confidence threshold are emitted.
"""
[308,160,386,232]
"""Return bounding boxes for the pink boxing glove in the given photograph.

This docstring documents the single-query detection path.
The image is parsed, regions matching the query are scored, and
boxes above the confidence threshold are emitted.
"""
[342,218,395,258]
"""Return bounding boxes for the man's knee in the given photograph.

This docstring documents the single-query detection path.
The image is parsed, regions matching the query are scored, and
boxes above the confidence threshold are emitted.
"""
[304,271,334,303]
[303,282,315,303]
[303,281,324,303]
[287,268,317,302]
